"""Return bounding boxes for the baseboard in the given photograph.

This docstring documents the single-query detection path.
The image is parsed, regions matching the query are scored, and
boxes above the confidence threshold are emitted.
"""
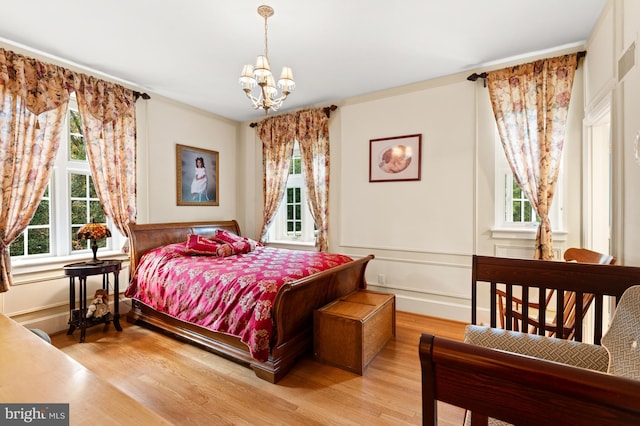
[366,284,471,323]
[10,297,131,335]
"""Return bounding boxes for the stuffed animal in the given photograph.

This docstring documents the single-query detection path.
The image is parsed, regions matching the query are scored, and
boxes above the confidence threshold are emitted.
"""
[86,288,109,319]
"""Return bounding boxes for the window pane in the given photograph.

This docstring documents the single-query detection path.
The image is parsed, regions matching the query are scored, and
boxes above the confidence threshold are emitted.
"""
[294,188,301,201]
[27,228,50,255]
[89,176,97,198]
[513,201,522,222]
[513,180,521,198]
[295,222,301,232]
[69,110,83,134]
[69,135,86,160]
[71,200,88,225]
[90,201,106,223]
[287,222,293,232]
[31,200,50,225]
[287,205,293,219]
[71,226,86,251]
[69,109,86,161]
[295,204,301,219]
[524,201,532,222]
[9,234,24,256]
[70,174,87,197]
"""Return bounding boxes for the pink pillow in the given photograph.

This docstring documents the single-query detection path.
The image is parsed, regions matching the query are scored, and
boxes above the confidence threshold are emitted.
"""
[185,234,222,255]
[213,230,257,254]
[213,229,244,244]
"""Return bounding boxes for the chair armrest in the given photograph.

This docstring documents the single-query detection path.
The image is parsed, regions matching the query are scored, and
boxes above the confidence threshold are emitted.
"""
[464,325,609,372]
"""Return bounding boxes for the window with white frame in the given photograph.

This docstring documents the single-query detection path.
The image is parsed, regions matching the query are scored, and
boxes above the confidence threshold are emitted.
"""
[494,132,564,232]
[9,95,118,260]
[267,141,317,244]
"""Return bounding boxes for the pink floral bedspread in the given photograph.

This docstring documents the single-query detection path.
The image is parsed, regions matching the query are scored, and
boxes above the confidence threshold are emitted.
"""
[125,243,352,362]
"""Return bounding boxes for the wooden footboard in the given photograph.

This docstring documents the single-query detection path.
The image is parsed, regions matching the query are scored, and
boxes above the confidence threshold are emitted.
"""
[125,220,373,383]
[419,333,640,425]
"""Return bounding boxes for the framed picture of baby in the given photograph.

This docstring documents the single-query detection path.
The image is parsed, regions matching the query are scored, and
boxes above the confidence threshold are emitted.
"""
[369,134,421,182]
[176,144,219,206]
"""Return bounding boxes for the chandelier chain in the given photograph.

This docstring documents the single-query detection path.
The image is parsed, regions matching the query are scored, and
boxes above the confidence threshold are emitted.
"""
[263,14,269,60]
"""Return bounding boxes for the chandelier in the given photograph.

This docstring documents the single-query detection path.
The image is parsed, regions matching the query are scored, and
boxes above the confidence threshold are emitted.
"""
[239,5,295,113]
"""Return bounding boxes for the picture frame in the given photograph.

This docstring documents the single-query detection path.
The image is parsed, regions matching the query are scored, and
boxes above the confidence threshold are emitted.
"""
[176,144,219,206]
[369,134,422,182]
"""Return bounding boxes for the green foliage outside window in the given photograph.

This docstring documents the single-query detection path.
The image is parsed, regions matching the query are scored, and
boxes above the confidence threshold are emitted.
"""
[69,110,86,161]
[511,179,538,223]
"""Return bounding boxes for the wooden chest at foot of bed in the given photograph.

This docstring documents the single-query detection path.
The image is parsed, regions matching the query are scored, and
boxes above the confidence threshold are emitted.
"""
[314,290,396,374]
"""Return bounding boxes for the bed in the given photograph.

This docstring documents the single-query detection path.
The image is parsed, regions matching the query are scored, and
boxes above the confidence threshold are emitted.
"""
[125,220,374,383]
[419,255,640,425]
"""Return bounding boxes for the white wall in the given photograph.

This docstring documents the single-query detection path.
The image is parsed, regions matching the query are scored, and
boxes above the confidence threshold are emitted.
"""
[240,60,585,322]
[140,96,240,224]
[619,0,640,266]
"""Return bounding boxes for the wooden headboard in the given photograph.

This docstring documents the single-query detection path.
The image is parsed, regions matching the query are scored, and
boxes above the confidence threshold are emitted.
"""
[127,220,241,273]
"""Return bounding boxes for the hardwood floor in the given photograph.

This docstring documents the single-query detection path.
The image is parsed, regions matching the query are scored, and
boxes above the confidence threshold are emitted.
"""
[52,310,468,425]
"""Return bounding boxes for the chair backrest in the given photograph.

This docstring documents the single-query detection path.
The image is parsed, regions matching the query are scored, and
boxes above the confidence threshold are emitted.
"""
[563,247,616,265]
[552,248,616,339]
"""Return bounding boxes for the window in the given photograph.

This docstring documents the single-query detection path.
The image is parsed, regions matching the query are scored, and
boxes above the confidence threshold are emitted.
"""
[267,141,317,244]
[9,95,119,261]
[8,186,51,257]
[494,131,563,233]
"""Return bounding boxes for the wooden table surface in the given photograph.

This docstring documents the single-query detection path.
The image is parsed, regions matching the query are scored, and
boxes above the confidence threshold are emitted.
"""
[0,314,171,425]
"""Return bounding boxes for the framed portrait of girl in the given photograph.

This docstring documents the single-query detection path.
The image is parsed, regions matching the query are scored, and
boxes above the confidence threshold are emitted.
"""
[176,144,219,206]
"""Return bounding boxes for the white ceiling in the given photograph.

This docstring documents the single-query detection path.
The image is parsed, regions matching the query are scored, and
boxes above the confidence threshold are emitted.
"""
[0,1,607,123]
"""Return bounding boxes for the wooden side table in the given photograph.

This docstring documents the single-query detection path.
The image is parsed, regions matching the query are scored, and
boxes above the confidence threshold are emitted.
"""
[64,260,122,342]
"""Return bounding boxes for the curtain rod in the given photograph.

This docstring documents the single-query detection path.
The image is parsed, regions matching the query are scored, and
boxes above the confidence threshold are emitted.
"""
[249,104,338,128]
[466,50,587,85]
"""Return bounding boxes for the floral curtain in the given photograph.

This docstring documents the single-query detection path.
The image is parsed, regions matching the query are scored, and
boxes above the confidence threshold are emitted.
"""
[487,53,577,260]
[296,109,330,251]
[0,49,73,292]
[73,74,137,237]
[257,114,296,243]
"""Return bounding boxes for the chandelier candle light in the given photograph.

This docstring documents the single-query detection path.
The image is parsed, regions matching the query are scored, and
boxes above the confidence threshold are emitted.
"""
[239,5,295,113]
[76,221,112,264]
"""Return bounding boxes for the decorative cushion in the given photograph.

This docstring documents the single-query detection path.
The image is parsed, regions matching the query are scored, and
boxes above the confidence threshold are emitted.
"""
[213,229,244,244]
[463,325,612,426]
[212,229,258,254]
[464,325,609,372]
[184,234,222,255]
[601,285,640,380]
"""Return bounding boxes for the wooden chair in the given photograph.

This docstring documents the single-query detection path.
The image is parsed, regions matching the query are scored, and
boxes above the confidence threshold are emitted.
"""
[496,248,616,340]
